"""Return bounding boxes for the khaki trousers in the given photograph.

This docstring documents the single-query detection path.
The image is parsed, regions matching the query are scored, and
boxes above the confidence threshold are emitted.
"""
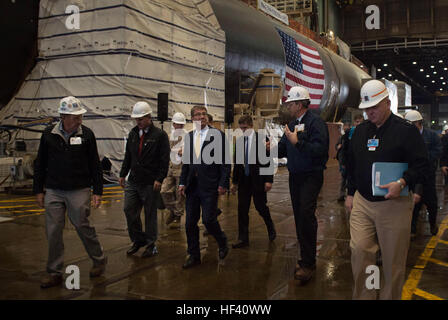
[350,191,413,300]
[160,175,185,217]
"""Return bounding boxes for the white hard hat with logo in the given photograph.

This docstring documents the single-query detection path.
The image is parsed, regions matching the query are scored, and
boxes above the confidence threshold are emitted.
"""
[131,101,152,118]
[358,80,390,109]
[172,112,186,124]
[404,110,423,122]
[285,86,311,103]
[58,96,86,115]
[443,124,448,132]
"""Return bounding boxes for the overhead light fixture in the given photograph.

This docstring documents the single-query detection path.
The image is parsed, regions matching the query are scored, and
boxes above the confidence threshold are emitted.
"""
[432,80,435,83]
[440,60,443,63]
[445,68,448,71]
[426,75,430,78]
[434,71,437,74]
[377,68,382,72]
[420,69,424,72]
[444,120,447,123]
[432,120,435,124]
[431,65,435,68]
[443,82,446,85]
[441,88,444,91]
[413,61,417,65]
[441,77,444,79]
[395,79,398,81]
[383,63,388,67]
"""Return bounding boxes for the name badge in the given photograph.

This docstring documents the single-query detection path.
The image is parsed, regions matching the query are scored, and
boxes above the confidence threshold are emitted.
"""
[70,137,82,145]
[367,139,379,151]
[295,124,305,132]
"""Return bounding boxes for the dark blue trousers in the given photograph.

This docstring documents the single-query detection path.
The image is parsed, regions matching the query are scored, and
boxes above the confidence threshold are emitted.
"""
[185,182,227,258]
[289,170,324,268]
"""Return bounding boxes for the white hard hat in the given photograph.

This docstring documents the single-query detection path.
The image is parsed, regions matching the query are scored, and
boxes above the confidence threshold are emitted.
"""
[443,124,448,131]
[404,110,423,122]
[172,112,186,124]
[285,86,311,103]
[131,101,151,118]
[358,80,390,109]
[58,96,86,115]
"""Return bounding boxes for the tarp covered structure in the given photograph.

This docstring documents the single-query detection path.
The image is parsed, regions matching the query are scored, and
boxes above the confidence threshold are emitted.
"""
[0,0,225,180]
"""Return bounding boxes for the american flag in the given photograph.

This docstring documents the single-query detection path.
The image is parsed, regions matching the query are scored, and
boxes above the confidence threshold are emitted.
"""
[277,29,325,109]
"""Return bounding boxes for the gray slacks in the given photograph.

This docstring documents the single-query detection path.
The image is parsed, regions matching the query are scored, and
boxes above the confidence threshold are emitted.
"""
[44,188,105,275]
[123,182,158,246]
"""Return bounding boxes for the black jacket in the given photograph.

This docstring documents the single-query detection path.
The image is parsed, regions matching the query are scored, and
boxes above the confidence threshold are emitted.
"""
[277,110,329,173]
[420,128,442,172]
[346,114,429,201]
[33,123,103,195]
[119,124,170,186]
[232,132,273,185]
[180,127,231,194]
[440,134,448,167]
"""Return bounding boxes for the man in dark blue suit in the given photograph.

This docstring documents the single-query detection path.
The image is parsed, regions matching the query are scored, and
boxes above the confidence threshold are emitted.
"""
[405,110,442,238]
[231,115,276,248]
[178,106,231,269]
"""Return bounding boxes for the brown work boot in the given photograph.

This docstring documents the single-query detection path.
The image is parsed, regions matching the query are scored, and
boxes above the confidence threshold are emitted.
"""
[90,257,107,278]
[40,273,63,289]
[294,266,315,284]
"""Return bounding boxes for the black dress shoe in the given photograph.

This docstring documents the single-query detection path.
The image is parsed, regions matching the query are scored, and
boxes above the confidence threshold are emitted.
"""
[141,244,158,258]
[127,242,144,255]
[232,240,249,249]
[182,256,201,269]
[218,245,229,260]
[430,224,439,236]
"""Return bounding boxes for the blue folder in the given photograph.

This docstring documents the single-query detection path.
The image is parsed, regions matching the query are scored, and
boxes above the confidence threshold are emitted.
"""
[371,162,409,196]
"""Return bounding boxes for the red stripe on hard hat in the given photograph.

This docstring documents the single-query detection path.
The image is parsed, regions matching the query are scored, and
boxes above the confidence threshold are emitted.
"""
[371,88,387,98]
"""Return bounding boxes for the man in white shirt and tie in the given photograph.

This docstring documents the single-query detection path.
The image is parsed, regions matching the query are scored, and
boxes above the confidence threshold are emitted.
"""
[231,115,275,248]
[178,105,231,269]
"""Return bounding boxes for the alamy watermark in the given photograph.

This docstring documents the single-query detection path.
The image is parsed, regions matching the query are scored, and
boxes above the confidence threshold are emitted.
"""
[65,5,80,30]
[170,121,281,176]
[65,265,80,290]
[365,5,380,30]
[365,265,380,290]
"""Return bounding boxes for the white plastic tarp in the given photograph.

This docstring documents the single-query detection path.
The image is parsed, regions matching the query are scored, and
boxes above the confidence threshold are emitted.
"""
[0,0,226,179]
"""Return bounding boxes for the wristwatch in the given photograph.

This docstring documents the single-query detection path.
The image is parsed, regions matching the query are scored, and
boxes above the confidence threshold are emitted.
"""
[396,179,405,189]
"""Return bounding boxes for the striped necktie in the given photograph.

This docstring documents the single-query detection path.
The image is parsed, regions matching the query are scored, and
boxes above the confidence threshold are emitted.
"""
[244,136,249,176]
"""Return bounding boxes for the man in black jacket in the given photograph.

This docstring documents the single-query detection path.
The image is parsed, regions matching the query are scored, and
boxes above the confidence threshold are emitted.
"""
[404,110,442,238]
[268,86,329,285]
[231,115,276,248]
[119,101,170,258]
[178,105,231,269]
[34,96,106,288]
[346,80,428,299]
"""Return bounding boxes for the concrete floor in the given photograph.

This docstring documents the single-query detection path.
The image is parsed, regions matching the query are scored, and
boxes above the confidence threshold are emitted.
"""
[0,160,447,300]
